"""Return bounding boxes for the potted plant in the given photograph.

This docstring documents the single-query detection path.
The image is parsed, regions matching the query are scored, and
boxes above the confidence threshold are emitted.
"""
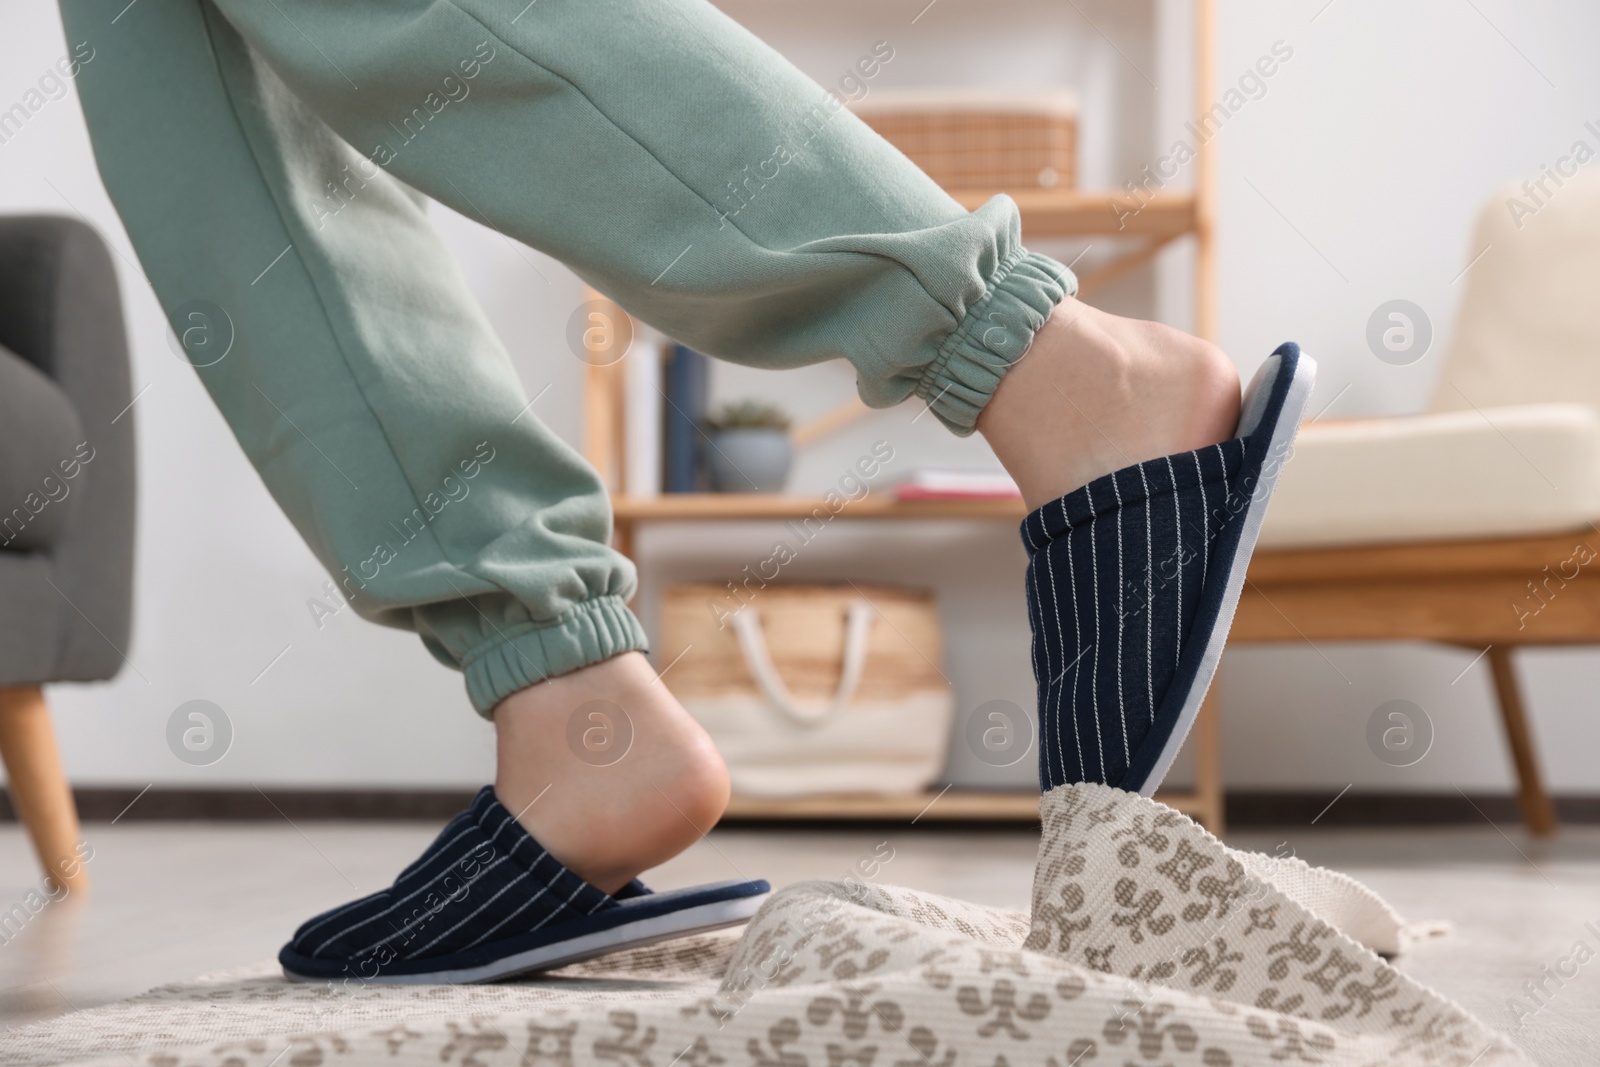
[704,401,793,493]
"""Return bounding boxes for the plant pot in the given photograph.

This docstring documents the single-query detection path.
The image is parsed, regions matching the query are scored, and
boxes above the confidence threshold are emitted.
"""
[707,428,793,493]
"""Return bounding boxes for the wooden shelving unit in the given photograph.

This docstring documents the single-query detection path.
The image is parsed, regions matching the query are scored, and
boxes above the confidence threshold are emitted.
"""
[721,755,1220,824]
[582,2,1226,833]
[953,188,1198,237]
[611,494,1027,523]
[724,790,1041,823]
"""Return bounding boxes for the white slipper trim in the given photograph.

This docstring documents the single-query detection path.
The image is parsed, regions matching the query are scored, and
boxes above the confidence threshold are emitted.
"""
[283,890,770,986]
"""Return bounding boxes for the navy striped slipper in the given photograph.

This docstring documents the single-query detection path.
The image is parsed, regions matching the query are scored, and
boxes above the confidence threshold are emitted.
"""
[1022,341,1316,796]
[278,786,769,985]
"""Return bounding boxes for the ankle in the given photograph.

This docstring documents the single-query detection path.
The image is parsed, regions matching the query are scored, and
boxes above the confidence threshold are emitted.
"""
[978,299,1240,509]
[492,652,730,893]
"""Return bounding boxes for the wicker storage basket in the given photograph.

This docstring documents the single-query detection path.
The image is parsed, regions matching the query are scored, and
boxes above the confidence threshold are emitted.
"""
[853,87,1078,191]
[658,583,953,797]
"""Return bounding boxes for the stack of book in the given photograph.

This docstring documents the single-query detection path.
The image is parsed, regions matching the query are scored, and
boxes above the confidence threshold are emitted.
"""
[661,344,709,494]
[624,343,709,497]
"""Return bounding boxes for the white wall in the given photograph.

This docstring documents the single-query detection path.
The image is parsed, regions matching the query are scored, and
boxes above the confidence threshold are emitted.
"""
[1207,0,1600,794]
[4,0,1598,794]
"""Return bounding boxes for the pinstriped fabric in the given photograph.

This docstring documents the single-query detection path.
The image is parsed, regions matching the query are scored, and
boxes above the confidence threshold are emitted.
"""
[1203,444,1228,591]
[1034,510,1074,786]
[1111,476,1128,766]
[1166,455,1182,673]
[288,787,614,969]
[1020,440,1246,789]
[1192,451,1211,591]
[1048,513,1078,783]
[1084,484,1105,781]
[1137,464,1154,743]
[1060,499,1085,782]
[1023,520,1056,784]
[1030,550,1056,783]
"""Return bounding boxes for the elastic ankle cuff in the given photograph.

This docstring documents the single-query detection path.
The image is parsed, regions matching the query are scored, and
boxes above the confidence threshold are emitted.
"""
[917,248,1076,435]
[461,595,649,716]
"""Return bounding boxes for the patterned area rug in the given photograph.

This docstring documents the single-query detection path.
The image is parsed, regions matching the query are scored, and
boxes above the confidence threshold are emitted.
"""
[0,784,1528,1066]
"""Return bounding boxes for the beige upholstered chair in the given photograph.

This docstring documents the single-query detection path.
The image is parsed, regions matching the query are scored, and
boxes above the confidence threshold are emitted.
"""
[1241,167,1600,835]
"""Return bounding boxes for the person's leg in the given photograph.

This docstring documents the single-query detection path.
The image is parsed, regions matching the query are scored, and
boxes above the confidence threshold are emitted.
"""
[157,0,1234,509]
[58,0,728,892]
[182,0,1234,490]
[62,0,1244,888]
[980,305,1240,509]
[191,0,1081,431]
[170,0,1244,799]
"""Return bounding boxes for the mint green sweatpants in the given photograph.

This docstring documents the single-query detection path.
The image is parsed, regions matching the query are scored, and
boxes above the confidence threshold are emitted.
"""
[59,0,1075,715]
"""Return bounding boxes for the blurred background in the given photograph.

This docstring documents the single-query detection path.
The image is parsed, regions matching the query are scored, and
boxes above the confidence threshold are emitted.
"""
[3,0,1599,805]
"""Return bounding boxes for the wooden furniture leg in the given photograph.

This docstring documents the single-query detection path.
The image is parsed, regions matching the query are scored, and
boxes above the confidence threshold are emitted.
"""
[1192,683,1224,836]
[1485,647,1558,837]
[1193,0,1218,343]
[0,686,89,892]
[614,516,636,565]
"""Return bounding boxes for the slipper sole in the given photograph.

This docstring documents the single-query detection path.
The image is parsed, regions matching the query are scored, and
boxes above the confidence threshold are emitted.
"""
[280,878,770,985]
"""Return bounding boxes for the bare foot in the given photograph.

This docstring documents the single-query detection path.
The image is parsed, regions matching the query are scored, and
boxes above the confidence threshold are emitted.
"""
[492,652,730,894]
[978,298,1241,510]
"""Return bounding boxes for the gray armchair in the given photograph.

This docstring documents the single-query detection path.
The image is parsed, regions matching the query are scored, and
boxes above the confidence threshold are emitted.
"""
[0,215,136,890]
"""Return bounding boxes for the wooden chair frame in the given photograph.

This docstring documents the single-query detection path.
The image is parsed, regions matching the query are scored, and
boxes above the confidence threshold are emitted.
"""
[1236,531,1582,835]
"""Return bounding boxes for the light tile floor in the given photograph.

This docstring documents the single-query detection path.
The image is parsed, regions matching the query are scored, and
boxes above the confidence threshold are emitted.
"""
[0,821,1594,1064]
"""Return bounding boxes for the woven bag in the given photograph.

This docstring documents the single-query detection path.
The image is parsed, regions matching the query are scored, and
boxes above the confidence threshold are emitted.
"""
[658,583,954,796]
